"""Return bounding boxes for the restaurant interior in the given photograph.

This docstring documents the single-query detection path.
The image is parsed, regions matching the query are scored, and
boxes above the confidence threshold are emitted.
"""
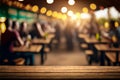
[0,0,120,66]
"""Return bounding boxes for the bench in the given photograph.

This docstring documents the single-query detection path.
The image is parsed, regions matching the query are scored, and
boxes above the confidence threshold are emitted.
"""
[85,50,93,65]
[3,58,25,65]
[105,52,120,66]
[80,43,88,50]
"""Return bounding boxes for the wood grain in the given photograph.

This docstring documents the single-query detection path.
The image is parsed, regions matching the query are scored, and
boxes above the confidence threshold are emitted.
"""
[0,66,120,79]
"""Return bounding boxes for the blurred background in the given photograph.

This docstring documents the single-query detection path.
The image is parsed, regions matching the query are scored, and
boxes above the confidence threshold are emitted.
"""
[0,0,120,66]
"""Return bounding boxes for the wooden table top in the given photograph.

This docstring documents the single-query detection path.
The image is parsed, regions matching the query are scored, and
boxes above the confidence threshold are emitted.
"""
[78,34,88,39]
[13,45,42,53]
[85,37,109,44]
[78,33,110,44]
[0,66,120,79]
[47,34,55,39]
[32,38,51,44]
[95,44,120,51]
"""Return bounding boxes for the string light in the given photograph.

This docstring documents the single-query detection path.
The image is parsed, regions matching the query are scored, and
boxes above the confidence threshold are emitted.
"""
[61,7,67,13]
[46,0,54,4]
[90,3,97,10]
[46,10,52,16]
[32,5,39,12]
[82,7,88,13]
[40,7,47,14]
[25,4,31,10]
[68,0,75,6]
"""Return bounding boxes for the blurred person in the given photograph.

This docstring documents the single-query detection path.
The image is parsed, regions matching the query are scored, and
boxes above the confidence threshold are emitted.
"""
[88,11,100,37]
[18,22,34,65]
[0,19,24,65]
[29,22,45,39]
[65,19,74,51]
[54,22,61,49]
[108,20,119,48]
[19,22,28,39]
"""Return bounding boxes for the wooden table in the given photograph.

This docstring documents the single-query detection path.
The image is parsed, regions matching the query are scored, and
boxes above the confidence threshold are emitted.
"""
[32,38,51,44]
[13,45,42,53]
[84,36,110,44]
[13,45,44,65]
[95,44,120,66]
[78,34,88,39]
[32,38,52,65]
[47,34,55,39]
[78,33,110,44]
[0,66,120,79]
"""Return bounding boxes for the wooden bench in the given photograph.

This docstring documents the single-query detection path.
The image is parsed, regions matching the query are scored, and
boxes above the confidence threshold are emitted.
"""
[3,58,25,65]
[85,50,93,65]
[105,52,120,66]
[80,43,88,50]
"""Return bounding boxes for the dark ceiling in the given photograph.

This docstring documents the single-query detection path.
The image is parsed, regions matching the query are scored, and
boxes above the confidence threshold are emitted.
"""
[2,0,120,12]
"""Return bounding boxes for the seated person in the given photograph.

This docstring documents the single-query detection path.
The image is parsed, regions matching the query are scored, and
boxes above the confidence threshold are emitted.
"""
[0,19,24,65]
[13,21,34,65]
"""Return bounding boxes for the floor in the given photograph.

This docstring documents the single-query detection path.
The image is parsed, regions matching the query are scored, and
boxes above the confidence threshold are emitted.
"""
[34,37,99,66]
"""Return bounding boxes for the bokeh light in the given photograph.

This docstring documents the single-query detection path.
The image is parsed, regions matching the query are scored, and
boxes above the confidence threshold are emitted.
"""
[46,0,54,4]
[40,7,47,14]
[61,7,67,13]
[82,7,88,13]
[46,10,52,16]
[90,3,97,10]
[68,0,75,6]
[32,5,39,12]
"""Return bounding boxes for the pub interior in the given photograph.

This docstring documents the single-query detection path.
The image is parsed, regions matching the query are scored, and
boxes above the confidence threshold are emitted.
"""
[0,0,120,66]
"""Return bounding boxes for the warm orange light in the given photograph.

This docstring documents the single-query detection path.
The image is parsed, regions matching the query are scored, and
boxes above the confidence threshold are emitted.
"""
[32,5,39,12]
[19,3,23,8]
[40,7,47,14]
[90,3,97,10]
[25,4,31,10]
[104,22,109,28]
[0,23,6,33]
[57,13,62,19]
[82,7,88,13]
[52,11,58,17]
[62,14,67,20]
[8,1,12,6]
[46,10,52,16]
[115,21,119,28]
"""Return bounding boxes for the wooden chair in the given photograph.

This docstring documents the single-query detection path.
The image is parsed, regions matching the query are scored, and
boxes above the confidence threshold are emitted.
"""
[80,43,88,50]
